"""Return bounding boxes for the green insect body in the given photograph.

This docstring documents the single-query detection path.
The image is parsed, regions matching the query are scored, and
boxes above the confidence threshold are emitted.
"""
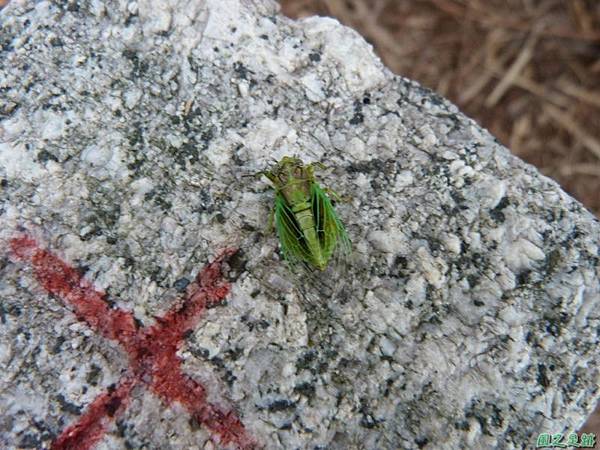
[260,156,351,270]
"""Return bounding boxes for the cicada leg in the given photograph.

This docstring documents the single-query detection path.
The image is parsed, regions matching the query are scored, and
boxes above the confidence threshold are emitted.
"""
[306,163,350,202]
[242,170,278,183]
[323,187,351,203]
[267,207,275,233]
[306,162,326,184]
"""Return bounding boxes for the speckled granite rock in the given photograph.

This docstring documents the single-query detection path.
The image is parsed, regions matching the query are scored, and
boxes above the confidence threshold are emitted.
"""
[1,0,599,449]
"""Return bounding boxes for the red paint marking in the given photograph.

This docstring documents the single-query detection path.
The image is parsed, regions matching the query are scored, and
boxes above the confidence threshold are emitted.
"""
[51,377,136,450]
[10,235,257,450]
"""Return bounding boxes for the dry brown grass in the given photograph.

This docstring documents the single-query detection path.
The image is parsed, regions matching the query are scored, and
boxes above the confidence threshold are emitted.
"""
[280,0,600,217]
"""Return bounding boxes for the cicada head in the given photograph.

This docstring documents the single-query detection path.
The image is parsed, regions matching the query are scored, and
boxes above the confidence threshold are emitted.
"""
[263,156,311,204]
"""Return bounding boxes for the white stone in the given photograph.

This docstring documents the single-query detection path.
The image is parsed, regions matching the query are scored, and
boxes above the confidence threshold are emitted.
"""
[123,87,143,109]
[1,1,598,448]
[0,142,46,181]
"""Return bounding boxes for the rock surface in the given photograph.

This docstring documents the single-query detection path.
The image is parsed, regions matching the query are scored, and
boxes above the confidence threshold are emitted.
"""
[1,0,599,449]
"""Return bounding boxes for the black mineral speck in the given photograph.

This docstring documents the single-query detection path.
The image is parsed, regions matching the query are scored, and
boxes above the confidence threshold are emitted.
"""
[415,437,429,448]
[256,319,270,330]
[309,52,321,62]
[56,394,82,415]
[525,331,533,343]
[465,401,503,436]
[191,347,210,359]
[545,317,561,337]
[466,273,479,288]
[225,369,237,387]
[49,36,63,47]
[516,270,531,286]
[490,196,510,223]
[294,382,315,398]
[349,112,364,125]
[544,248,562,275]
[51,335,66,354]
[173,277,190,292]
[213,212,226,223]
[225,347,244,360]
[359,413,377,428]
[296,350,317,371]
[233,61,251,80]
[347,158,386,175]
[86,364,102,386]
[37,149,59,163]
[19,433,41,449]
[66,1,80,12]
[455,420,470,431]
[105,396,122,417]
[267,399,296,412]
[16,326,31,341]
[537,363,550,388]
[225,249,247,282]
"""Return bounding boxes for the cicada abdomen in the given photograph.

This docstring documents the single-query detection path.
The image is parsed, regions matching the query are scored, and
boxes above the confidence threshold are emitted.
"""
[260,156,351,270]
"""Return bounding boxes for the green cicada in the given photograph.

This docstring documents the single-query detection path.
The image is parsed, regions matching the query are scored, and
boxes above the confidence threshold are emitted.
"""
[259,156,351,270]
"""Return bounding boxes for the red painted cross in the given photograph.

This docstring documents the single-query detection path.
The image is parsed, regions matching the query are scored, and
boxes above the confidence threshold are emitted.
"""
[9,234,257,450]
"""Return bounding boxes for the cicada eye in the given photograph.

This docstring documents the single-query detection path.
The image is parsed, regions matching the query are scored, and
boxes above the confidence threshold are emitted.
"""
[294,167,303,177]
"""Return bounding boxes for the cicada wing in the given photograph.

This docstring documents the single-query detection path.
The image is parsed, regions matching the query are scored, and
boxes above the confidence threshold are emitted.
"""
[311,183,351,263]
[274,192,312,267]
